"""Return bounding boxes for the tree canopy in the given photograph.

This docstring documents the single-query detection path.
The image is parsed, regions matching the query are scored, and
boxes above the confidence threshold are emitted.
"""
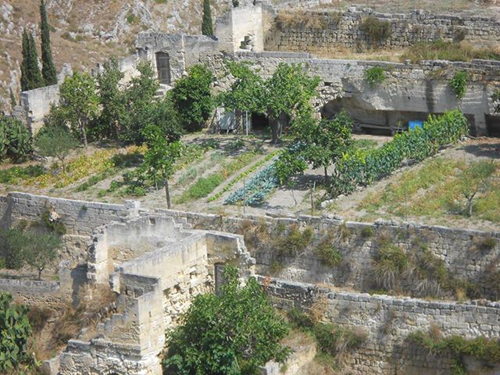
[40,0,57,86]
[202,0,214,37]
[221,62,320,143]
[21,29,44,92]
[163,265,291,375]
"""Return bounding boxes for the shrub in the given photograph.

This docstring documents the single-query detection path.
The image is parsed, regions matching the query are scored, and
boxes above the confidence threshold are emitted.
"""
[480,237,498,251]
[0,116,32,162]
[313,323,367,359]
[373,239,409,291]
[316,241,342,267]
[360,226,375,239]
[364,66,386,88]
[359,16,391,45]
[163,266,291,374]
[449,71,468,100]
[328,110,469,198]
[0,165,45,184]
[274,226,313,258]
[0,293,34,371]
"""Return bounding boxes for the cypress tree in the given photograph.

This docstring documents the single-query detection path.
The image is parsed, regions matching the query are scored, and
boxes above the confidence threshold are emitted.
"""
[201,0,213,37]
[9,89,16,109]
[40,0,57,85]
[27,33,44,90]
[20,29,30,92]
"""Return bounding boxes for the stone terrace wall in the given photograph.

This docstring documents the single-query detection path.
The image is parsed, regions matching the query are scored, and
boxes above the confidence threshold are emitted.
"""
[262,277,500,374]
[266,7,500,53]
[160,210,500,300]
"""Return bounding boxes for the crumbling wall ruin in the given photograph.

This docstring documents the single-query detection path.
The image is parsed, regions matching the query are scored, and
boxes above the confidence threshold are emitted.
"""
[266,7,500,53]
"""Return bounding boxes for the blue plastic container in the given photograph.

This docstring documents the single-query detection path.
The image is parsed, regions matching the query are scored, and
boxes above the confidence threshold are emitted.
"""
[409,120,424,131]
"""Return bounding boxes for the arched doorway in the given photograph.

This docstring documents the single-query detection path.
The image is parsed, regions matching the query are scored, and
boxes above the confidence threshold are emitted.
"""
[156,52,171,85]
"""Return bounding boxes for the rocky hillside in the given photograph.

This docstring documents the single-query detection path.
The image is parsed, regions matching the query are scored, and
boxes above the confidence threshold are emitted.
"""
[0,0,238,111]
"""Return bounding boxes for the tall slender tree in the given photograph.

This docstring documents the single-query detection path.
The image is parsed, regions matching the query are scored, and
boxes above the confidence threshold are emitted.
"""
[9,89,16,109]
[201,0,213,37]
[21,29,44,91]
[40,0,57,86]
[20,30,30,92]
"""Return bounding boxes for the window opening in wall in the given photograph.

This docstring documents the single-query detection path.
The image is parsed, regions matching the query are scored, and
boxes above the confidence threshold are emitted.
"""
[156,52,171,85]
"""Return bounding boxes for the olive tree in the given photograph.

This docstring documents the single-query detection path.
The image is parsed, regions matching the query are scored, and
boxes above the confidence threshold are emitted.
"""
[35,126,78,173]
[458,161,496,217]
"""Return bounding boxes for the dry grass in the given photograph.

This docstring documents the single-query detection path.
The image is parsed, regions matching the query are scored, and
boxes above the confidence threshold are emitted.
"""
[276,11,330,30]
[30,284,117,360]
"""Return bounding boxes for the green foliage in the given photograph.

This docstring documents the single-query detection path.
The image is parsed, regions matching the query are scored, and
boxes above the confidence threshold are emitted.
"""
[480,237,497,251]
[449,71,468,100]
[316,242,342,267]
[9,88,16,109]
[232,0,239,6]
[41,210,67,235]
[59,72,99,147]
[286,109,354,182]
[171,64,214,132]
[274,226,313,258]
[121,62,161,144]
[360,227,375,239]
[409,329,500,373]
[163,265,291,375]
[40,0,57,86]
[0,293,34,372]
[359,17,391,45]
[373,238,409,291]
[201,0,214,37]
[457,160,496,217]
[401,40,500,64]
[288,309,367,366]
[0,115,33,162]
[364,66,386,88]
[21,29,44,91]
[0,165,45,184]
[222,62,320,143]
[328,110,469,198]
[492,89,500,113]
[96,57,125,139]
[35,126,78,173]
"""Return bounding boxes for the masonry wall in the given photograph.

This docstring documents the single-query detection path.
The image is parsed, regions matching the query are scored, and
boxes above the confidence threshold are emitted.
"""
[262,277,500,375]
[19,84,60,135]
[160,210,500,300]
[266,8,500,53]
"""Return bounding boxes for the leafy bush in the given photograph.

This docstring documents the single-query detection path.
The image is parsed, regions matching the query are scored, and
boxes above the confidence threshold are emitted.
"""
[373,239,409,291]
[163,266,291,374]
[0,293,34,371]
[364,66,386,87]
[359,17,391,44]
[0,116,32,162]
[171,64,213,132]
[360,226,375,239]
[314,323,367,358]
[480,237,498,251]
[328,110,469,198]
[449,71,468,100]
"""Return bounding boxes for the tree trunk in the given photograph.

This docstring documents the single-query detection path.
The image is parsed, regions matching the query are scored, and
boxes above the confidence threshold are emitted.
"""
[468,198,473,217]
[270,117,279,144]
[81,120,88,147]
[38,268,42,280]
[164,179,172,209]
[324,166,328,184]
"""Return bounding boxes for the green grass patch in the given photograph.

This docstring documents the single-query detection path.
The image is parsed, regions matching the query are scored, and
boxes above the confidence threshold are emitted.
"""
[401,40,500,63]
[0,165,46,184]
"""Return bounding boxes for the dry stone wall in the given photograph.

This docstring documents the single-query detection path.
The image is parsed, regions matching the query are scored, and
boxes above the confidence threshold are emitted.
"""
[266,8,500,53]
[262,277,500,374]
[159,210,500,300]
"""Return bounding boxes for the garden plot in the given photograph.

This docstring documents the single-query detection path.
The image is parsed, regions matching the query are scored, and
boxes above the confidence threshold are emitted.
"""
[330,138,500,231]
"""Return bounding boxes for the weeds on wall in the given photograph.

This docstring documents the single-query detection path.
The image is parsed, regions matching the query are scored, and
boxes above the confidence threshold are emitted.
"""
[449,70,469,100]
[274,225,313,258]
[409,327,500,375]
[359,16,391,46]
[364,66,386,88]
[288,308,368,369]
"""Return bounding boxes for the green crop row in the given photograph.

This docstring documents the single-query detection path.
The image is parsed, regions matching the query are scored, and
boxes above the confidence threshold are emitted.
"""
[208,151,280,203]
[328,110,469,198]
